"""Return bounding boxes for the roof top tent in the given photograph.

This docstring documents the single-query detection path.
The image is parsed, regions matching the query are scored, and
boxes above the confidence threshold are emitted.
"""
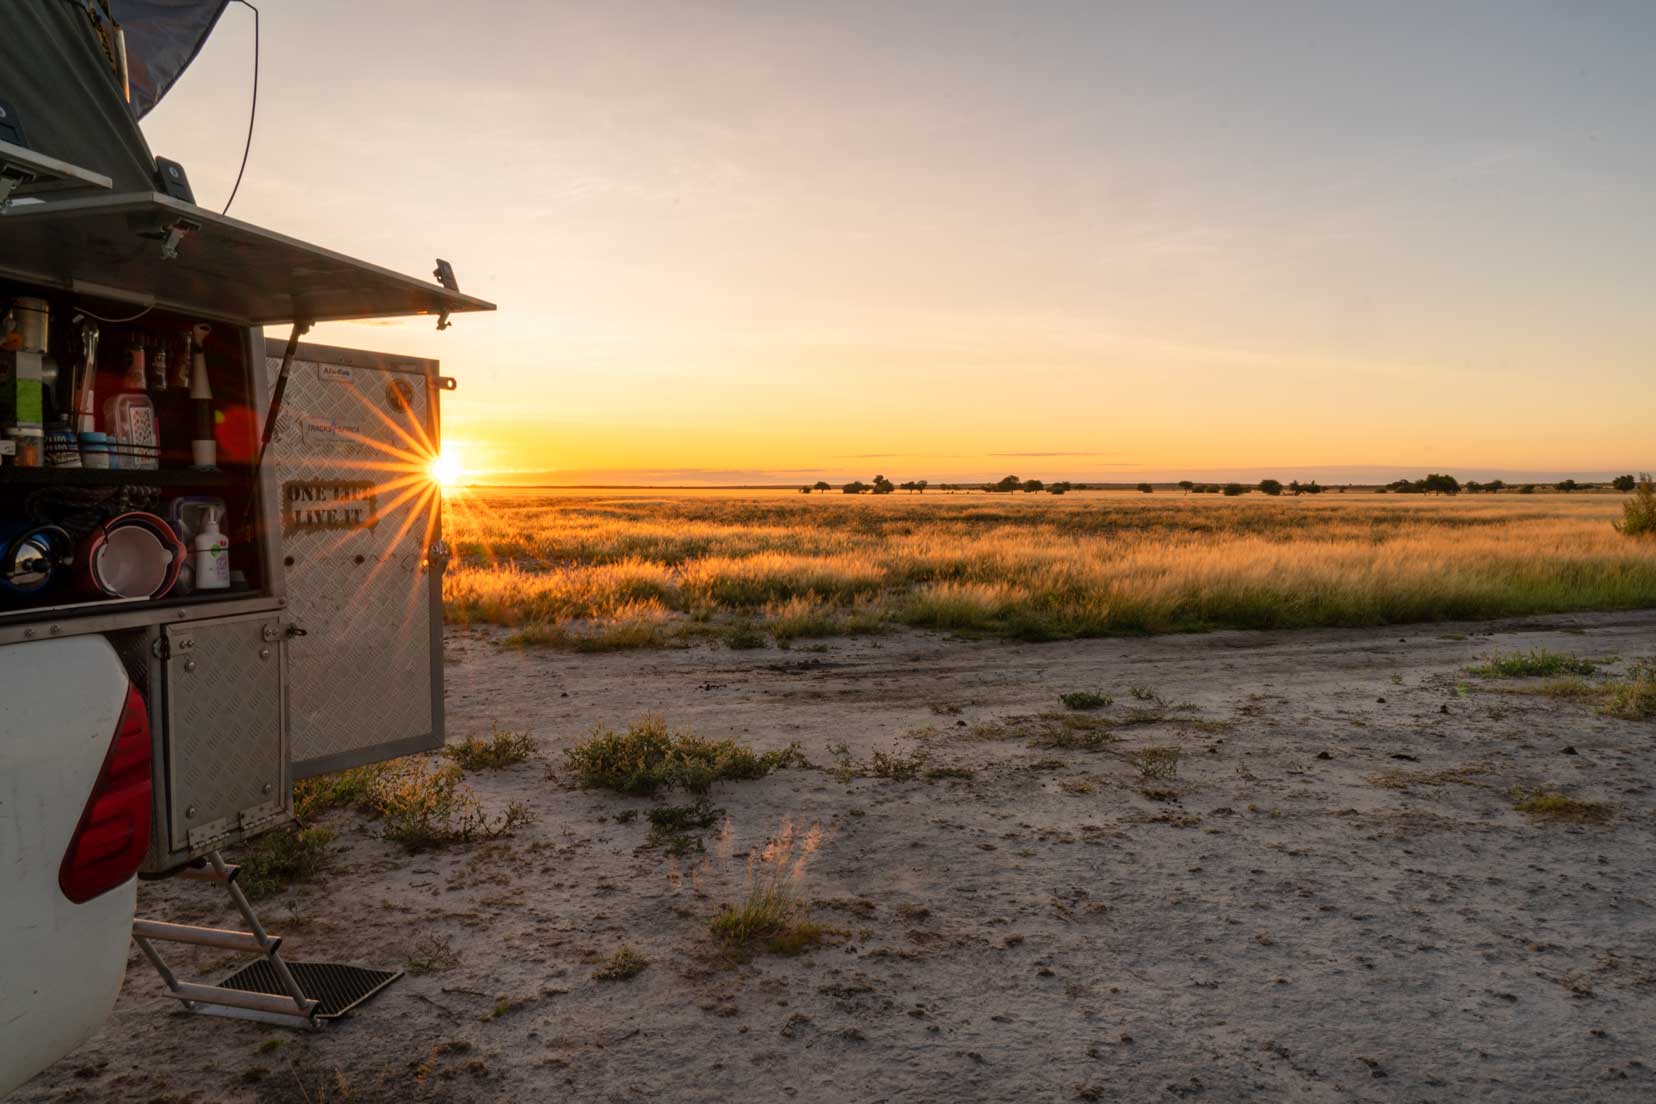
[0,2,494,872]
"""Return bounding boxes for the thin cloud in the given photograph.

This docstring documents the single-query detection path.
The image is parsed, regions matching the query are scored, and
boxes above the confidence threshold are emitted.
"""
[990,451,1134,459]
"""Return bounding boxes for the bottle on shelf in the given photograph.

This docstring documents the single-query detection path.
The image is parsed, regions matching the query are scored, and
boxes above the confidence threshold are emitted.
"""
[193,507,230,590]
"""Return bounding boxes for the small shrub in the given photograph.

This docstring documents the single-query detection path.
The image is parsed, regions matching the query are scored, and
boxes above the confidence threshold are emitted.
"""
[1468,650,1598,678]
[594,947,649,981]
[1127,686,1167,705]
[293,764,387,820]
[1060,691,1113,711]
[234,826,335,900]
[1601,665,1656,720]
[564,715,803,796]
[1125,746,1181,781]
[725,624,768,650]
[868,747,928,781]
[1030,717,1115,751]
[372,758,534,851]
[924,765,976,781]
[1613,475,1656,536]
[406,934,461,976]
[444,726,536,771]
[1513,791,1614,824]
[645,799,724,855]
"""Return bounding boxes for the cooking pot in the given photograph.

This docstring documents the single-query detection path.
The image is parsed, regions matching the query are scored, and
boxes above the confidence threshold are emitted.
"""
[78,511,185,599]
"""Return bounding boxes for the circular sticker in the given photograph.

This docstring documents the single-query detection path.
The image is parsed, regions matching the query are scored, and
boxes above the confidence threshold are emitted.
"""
[386,377,416,412]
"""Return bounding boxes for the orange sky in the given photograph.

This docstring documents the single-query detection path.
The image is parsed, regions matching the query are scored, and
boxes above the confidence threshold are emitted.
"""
[140,3,1654,483]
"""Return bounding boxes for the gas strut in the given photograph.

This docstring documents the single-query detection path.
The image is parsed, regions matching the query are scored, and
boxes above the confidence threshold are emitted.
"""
[241,318,311,531]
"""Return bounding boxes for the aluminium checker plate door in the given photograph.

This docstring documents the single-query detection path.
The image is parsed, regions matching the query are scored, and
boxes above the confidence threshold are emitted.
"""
[267,342,447,778]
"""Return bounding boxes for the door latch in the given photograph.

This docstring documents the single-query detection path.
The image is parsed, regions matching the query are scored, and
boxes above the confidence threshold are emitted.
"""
[426,539,452,573]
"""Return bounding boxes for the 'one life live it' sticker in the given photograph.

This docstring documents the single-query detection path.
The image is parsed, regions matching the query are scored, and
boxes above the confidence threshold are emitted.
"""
[283,480,378,532]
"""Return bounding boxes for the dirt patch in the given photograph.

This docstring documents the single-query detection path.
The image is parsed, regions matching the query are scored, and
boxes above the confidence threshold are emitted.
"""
[19,611,1656,1102]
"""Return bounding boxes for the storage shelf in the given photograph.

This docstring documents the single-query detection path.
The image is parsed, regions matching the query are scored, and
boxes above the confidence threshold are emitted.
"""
[0,466,237,488]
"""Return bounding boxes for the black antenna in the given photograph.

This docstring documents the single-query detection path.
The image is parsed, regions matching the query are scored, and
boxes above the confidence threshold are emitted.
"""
[221,0,260,216]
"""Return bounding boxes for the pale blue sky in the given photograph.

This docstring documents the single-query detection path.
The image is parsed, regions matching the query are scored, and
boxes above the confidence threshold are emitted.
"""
[143,1,1655,481]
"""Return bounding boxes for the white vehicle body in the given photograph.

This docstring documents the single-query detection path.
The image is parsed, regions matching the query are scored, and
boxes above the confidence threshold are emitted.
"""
[0,638,135,1096]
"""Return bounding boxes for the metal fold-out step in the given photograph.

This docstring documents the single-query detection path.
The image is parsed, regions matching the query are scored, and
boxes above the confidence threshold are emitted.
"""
[132,849,402,1029]
[217,960,402,1020]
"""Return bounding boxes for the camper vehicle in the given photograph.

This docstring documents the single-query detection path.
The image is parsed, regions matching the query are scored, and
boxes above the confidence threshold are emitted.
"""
[0,4,492,1093]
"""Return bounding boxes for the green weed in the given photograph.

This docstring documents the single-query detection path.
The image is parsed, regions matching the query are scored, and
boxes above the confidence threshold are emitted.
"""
[1468,650,1599,678]
[444,726,536,770]
[565,715,803,796]
[233,827,334,900]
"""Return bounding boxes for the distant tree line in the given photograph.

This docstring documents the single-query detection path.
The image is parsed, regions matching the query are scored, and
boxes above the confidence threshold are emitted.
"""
[801,472,1645,496]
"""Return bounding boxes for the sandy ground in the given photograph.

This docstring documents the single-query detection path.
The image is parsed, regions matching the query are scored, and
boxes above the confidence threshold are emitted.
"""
[18,612,1656,1103]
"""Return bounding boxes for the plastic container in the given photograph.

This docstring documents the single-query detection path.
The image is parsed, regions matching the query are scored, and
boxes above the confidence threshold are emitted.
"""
[102,393,160,470]
[46,424,81,468]
[7,424,43,467]
[13,298,49,353]
[79,431,112,468]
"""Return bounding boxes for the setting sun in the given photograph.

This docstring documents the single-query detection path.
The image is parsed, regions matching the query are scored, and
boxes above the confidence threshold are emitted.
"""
[428,448,464,489]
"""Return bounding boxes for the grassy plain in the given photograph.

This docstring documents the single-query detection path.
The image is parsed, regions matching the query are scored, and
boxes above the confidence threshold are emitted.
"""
[440,487,1656,649]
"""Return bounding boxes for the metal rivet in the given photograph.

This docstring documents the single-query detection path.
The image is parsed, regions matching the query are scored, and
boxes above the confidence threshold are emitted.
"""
[259,647,271,660]
[184,659,197,673]
[185,805,196,819]
[48,625,61,635]
[262,783,273,795]
[23,627,35,638]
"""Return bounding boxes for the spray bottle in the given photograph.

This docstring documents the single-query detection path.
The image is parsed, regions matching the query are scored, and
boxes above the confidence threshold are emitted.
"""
[193,505,230,590]
[189,322,216,468]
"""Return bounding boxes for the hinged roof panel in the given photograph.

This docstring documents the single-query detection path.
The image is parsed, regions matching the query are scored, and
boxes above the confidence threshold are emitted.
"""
[0,192,493,326]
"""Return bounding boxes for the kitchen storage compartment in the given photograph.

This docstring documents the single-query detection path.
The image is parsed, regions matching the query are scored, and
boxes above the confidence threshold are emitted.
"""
[0,282,264,621]
[145,611,290,870]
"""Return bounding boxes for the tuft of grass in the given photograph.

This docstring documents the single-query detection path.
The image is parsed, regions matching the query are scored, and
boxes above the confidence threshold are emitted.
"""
[708,820,838,960]
[1468,650,1599,678]
[444,725,536,770]
[1513,790,1614,824]
[564,715,803,796]
[1059,691,1113,711]
[1601,663,1656,719]
[1125,746,1181,781]
[924,765,976,781]
[505,618,680,651]
[233,827,335,900]
[593,946,649,981]
[1369,764,1488,790]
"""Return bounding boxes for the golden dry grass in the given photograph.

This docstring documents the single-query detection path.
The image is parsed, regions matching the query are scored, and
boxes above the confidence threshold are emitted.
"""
[440,488,1656,647]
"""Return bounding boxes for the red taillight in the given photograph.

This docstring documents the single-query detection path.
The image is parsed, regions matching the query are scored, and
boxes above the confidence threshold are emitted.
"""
[59,684,152,904]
